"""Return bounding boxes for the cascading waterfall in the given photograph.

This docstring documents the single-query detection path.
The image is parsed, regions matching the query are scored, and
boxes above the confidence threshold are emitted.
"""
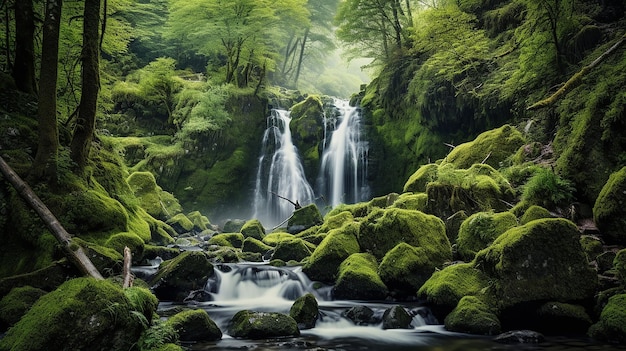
[318,99,370,207]
[252,109,315,227]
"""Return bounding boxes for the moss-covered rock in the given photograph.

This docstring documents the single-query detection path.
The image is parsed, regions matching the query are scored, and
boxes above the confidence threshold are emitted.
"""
[228,310,299,339]
[0,286,47,330]
[127,171,168,219]
[381,305,412,329]
[272,238,313,262]
[358,208,451,264]
[456,211,518,261]
[223,219,246,233]
[378,243,436,295]
[593,167,626,244]
[579,235,604,263]
[418,263,490,318]
[187,211,210,232]
[588,294,626,344]
[444,296,501,335]
[123,286,158,323]
[368,193,400,208]
[65,189,129,235]
[535,302,592,334]
[287,204,324,233]
[166,213,194,234]
[0,278,146,351]
[73,238,124,276]
[443,124,525,169]
[445,210,468,245]
[319,211,354,233]
[403,163,439,193]
[389,192,428,211]
[262,232,296,246]
[615,249,626,284]
[207,233,244,248]
[332,253,388,300]
[519,205,552,225]
[105,231,145,263]
[474,218,597,310]
[325,202,371,219]
[166,309,222,342]
[150,251,214,302]
[242,237,273,255]
[302,222,361,282]
[146,218,177,245]
[289,293,319,329]
[240,219,266,240]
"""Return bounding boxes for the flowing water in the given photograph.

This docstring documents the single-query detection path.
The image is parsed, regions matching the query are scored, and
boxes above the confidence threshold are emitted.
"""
[318,99,370,207]
[252,109,316,227]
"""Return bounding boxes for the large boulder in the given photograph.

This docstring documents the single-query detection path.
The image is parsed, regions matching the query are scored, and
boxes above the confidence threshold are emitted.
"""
[588,294,626,344]
[150,251,214,302]
[187,211,210,232]
[332,253,388,300]
[127,171,182,220]
[207,233,244,248]
[378,243,437,296]
[358,208,451,263]
[0,286,47,330]
[381,305,412,329]
[474,218,597,310]
[271,238,313,262]
[444,296,501,335]
[593,167,626,244]
[403,163,439,193]
[287,204,324,233]
[289,293,319,329]
[0,278,147,351]
[302,222,360,282]
[228,310,299,339]
[166,213,194,234]
[166,309,222,342]
[240,219,266,240]
[389,192,428,211]
[242,237,273,255]
[456,211,518,261]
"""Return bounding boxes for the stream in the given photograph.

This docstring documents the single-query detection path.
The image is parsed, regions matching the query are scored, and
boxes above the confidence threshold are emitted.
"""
[144,262,626,351]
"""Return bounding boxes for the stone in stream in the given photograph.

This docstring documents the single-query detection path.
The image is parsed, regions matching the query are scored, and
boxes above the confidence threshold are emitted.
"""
[493,330,545,344]
[166,309,222,342]
[342,305,379,325]
[289,293,319,329]
[381,305,413,329]
[150,251,214,302]
[228,310,300,339]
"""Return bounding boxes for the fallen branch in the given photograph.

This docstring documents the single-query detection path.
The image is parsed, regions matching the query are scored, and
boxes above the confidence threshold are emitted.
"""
[527,33,626,110]
[0,155,104,280]
[269,191,301,209]
[122,246,133,288]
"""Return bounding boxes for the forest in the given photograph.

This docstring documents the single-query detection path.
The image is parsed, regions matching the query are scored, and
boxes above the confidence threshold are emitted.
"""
[1,0,626,350]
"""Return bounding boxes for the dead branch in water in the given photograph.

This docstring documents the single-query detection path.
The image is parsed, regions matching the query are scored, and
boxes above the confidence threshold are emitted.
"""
[269,191,301,209]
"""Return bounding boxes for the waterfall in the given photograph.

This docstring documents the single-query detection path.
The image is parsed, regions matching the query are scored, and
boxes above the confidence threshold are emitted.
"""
[252,109,315,227]
[318,99,370,208]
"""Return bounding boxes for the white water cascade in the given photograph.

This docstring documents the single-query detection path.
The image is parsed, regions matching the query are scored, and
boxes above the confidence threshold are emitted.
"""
[318,99,370,207]
[252,109,316,227]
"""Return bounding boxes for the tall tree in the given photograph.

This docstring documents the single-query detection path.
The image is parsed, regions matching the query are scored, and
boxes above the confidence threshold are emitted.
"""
[12,0,37,94]
[70,0,101,172]
[32,0,62,183]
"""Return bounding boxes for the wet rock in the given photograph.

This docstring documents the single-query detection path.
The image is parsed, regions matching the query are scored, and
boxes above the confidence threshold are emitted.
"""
[187,210,211,232]
[494,330,545,344]
[444,296,501,335]
[166,213,194,234]
[242,237,273,254]
[223,218,246,233]
[207,233,244,248]
[593,166,626,244]
[289,293,319,329]
[343,305,378,325]
[381,305,412,329]
[378,243,435,295]
[166,309,222,342]
[150,251,214,302]
[535,302,591,334]
[228,310,299,339]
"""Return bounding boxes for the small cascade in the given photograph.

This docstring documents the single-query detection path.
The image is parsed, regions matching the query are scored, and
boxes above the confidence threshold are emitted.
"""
[252,109,316,227]
[318,99,370,207]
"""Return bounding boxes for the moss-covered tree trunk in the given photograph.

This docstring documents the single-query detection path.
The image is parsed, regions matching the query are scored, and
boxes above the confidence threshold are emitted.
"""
[32,0,62,184]
[12,0,37,95]
[70,0,101,172]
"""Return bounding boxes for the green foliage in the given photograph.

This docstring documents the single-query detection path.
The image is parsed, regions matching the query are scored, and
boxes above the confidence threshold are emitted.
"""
[173,84,230,144]
[521,167,574,210]
[137,319,179,350]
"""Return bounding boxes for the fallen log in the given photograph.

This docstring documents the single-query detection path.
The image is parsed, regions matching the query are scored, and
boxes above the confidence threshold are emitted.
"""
[122,246,133,288]
[0,155,104,280]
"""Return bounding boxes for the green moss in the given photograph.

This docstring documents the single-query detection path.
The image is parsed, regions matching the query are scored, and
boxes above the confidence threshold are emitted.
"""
[519,205,552,225]
[390,193,428,211]
[126,207,153,243]
[64,189,129,236]
[73,238,124,276]
[474,218,597,309]
[444,125,525,169]
[588,294,626,344]
[228,310,299,339]
[0,286,47,329]
[187,211,210,232]
[444,296,501,335]
[403,163,439,193]
[579,235,604,263]
[207,233,244,248]
[166,213,194,234]
[536,302,592,334]
[319,211,354,233]
[333,253,388,300]
[149,251,214,302]
[165,309,222,341]
[289,293,319,329]
[127,171,164,218]
[593,167,626,244]
[615,249,626,284]
[418,263,490,312]
[262,232,296,246]
[303,222,361,282]
[521,167,574,210]
[288,204,324,232]
[358,208,452,263]
[240,219,266,240]
[368,193,399,208]
[0,278,145,350]
[325,202,371,219]
[123,286,158,323]
[242,237,273,254]
[272,238,313,262]
[105,232,145,263]
[456,211,518,261]
[378,243,434,294]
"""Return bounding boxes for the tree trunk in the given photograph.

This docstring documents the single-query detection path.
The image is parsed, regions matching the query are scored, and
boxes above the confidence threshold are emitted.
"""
[0,156,104,280]
[12,0,37,94]
[70,0,101,173]
[293,28,309,88]
[31,0,62,184]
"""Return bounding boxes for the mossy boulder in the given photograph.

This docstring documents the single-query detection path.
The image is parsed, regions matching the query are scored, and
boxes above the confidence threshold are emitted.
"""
[615,249,626,284]
[332,253,388,300]
[228,310,299,339]
[223,219,246,233]
[73,238,124,276]
[271,238,313,262]
[403,163,439,193]
[289,293,319,329]
[65,189,129,235]
[456,211,518,261]
[378,243,437,295]
[418,263,490,317]
[123,286,158,323]
[588,294,626,344]
[443,124,525,169]
[358,208,451,263]
[519,205,552,225]
[368,193,400,208]
[319,211,354,233]
[166,309,222,342]
[240,219,266,240]
[105,232,145,263]
[0,286,47,330]
[535,302,592,334]
[166,213,194,234]
[208,233,244,248]
[593,167,626,244]
[150,251,214,302]
[127,171,170,219]
[262,232,296,246]
[444,296,501,335]
[302,222,361,282]
[474,218,597,310]
[287,204,324,233]
[0,278,146,351]
[242,237,273,255]
[325,202,371,219]
[445,210,468,245]
[187,211,210,232]
[580,235,604,263]
[381,305,412,329]
[146,218,177,246]
[389,192,428,211]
